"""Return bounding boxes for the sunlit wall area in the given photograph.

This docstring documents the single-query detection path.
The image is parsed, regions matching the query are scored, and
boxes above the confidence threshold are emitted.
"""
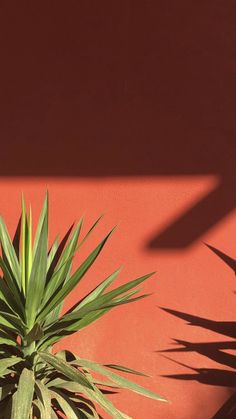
[0,178,235,418]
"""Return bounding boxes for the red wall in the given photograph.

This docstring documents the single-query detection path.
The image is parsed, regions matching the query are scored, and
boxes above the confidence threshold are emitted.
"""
[1,2,236,418]
[1,180,235,418]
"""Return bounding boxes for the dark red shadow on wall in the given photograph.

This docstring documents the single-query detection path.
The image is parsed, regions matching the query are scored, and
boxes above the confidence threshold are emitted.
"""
[0,2,235,248]
[159,245,236,417]
[160,309,236,418]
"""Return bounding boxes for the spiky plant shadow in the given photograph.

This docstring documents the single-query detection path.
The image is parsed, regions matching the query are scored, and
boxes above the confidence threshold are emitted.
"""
[159,244,236,418]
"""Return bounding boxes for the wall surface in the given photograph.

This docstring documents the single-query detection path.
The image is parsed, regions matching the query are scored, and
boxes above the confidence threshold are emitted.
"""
[0,2,236,418]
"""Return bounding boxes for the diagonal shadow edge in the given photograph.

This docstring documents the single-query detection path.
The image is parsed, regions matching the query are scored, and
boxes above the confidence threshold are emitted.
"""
[159,338,236,369]
[212,391,236,418]
[204,243,236,274]
[148,180,236,249]
[160,307,236,339]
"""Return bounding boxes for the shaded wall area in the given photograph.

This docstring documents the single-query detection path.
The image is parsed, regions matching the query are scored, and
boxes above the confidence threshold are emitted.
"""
[0,2,235,176]
[1,1,235,248]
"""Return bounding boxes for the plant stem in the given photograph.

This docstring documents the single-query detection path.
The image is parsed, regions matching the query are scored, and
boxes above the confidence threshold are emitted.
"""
[22,340,36,357]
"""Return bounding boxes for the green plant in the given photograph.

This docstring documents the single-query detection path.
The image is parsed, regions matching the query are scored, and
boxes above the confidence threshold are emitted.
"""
[0,193,166,418]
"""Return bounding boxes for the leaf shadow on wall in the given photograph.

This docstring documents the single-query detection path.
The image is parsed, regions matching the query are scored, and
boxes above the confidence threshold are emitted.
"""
[0,2,236,249]
[159,245,236,418]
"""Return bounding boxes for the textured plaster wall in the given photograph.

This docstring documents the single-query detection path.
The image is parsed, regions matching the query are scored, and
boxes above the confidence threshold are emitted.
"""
[0,179,235,418]
[1,1,236,417]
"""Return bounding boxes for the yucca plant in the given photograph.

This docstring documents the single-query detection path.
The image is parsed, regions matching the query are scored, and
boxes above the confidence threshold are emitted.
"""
[0,193,166,418]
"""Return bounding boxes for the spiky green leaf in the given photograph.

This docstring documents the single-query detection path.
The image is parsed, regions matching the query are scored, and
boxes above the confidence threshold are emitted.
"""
[39,352,94,390]
[73,357,166,402]
[25,216,48,329]
[50,389,81,419]
[37,229,115,323]
[0,218,21,289]
[11,368,35,419]
[0,357,22,375]
[35,380,51,419]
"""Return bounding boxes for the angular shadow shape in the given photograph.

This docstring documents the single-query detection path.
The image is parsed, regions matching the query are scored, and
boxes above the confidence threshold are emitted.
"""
[161,339,236,369]
[212,392,236,418]
[163,365,236,387]
[204,244,236,275]
[161,307,236,339]
[161,307,236,415]
[149,179,236,249]
[160,244,236,416]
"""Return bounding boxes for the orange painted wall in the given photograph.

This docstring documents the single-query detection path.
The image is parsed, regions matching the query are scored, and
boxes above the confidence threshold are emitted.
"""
[1,2,236,418]
[1,179,235,418]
